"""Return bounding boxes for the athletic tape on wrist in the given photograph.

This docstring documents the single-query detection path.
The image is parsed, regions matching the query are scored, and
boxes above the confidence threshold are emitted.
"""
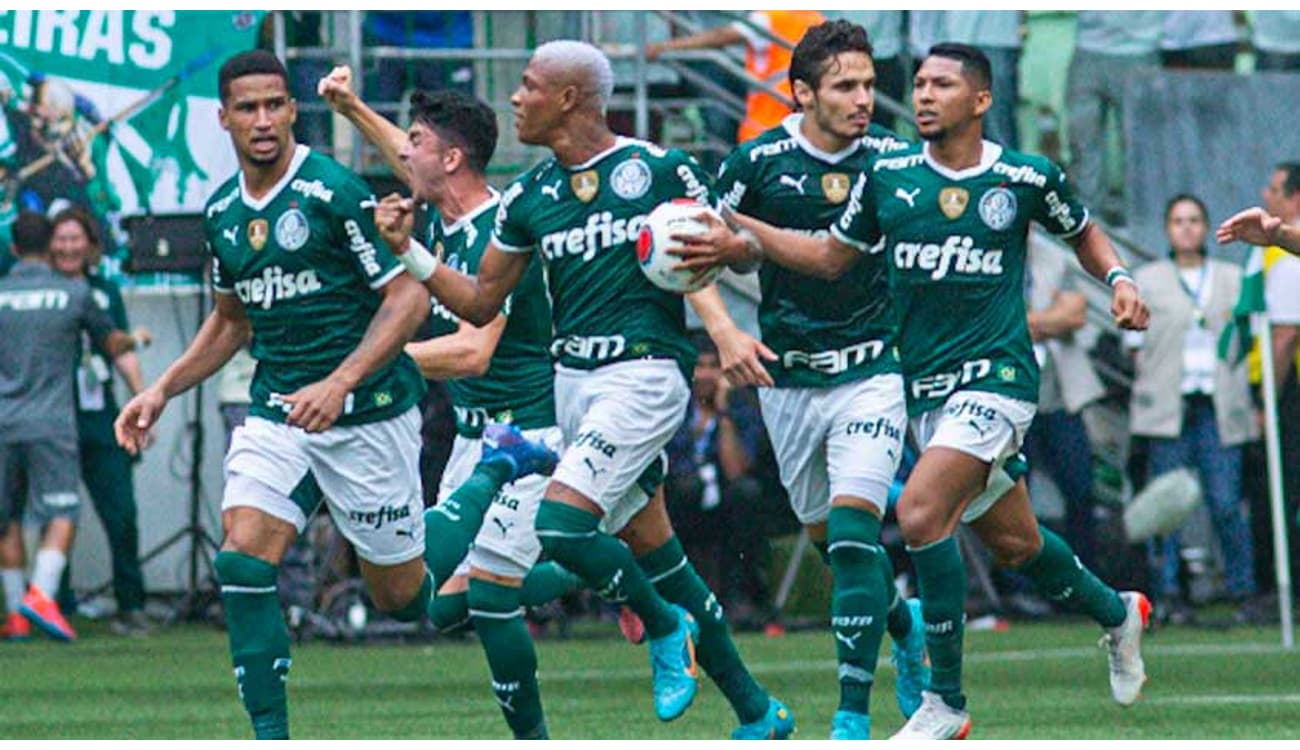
[399,239,439,282]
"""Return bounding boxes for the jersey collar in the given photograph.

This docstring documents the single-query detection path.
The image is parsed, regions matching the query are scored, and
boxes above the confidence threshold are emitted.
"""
[441,188,501,236]
[562,136,631,172]
[239,144,310,212]
[922,140,1003,181]
[782,114,862,165]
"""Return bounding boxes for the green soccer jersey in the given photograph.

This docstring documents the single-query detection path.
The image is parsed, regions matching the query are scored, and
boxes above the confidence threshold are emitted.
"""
[833,141,1090,416]
[716,116,910,388]
[492,137,714,378]
[423,190,556,438]
[204,145,426,426]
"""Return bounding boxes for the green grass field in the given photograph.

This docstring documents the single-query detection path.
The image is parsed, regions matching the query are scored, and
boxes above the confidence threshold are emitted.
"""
[3,618,1299,739]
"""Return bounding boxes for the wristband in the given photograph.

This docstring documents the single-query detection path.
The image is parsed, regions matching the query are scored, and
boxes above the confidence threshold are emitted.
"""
[399,239,439,281]
[1105,266,1135,289]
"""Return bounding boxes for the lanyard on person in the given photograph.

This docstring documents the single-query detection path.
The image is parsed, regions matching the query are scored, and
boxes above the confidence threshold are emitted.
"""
[1176,263,1208,329]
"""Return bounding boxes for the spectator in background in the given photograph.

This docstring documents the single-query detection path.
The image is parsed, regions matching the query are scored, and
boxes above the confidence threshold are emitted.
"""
[664,333,778,627]
[936,11,1024,149]
[1023,234,1107,570]
[1067,11,1166,225]
[1252,11,1300,71]
[1127,195,1260,624]
[647,10,825,144]
[824,11,906,131]
[280,12,331,151]
[0,212,144,643]
[49,208,151,636]
[363,12,474,115]
[1160,11,1240,71]
[1243,162,1300,598]
[596,12,680,143]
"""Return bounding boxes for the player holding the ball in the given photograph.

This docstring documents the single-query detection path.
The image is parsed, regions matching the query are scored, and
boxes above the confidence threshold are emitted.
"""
[373,40,794,738]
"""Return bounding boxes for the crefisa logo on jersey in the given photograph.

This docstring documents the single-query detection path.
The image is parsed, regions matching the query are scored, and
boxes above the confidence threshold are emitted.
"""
[978,188,1017,232]
[275,209,310,251]
[611,158,652,200]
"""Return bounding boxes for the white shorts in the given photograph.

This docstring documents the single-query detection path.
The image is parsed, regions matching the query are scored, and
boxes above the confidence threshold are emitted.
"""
[759,374,907,525]
[437,427,564,579]
[552,359,689,535]
[909,390,1036,523]
[222,407,425,566]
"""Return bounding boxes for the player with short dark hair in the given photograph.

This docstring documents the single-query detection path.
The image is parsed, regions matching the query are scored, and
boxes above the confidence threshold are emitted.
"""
[115,50,553,740]
[672,42,1152,739]
[712,18,926,739]
[319,65,575,739]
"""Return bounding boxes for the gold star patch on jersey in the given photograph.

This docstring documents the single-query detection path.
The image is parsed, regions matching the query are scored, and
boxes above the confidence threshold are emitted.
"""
[939,187,969,220]
[822,173,850,204]
[247,218,269,251]
[571,170,599,203]
[433,241,445,260]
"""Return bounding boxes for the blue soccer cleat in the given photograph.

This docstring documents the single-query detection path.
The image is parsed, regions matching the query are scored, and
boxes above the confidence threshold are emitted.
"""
[732,697,797,739]
[829,709,870,740]
[649,606,699,722]
[481,423,558,481]
[891,597,930,719]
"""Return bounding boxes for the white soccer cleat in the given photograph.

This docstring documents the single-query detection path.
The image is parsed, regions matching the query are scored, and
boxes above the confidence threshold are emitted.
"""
[890,691,971,740]
[1101,591,1151,706]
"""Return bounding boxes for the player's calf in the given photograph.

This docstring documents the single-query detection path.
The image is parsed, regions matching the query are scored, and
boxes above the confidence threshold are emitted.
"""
[214,550,293,740]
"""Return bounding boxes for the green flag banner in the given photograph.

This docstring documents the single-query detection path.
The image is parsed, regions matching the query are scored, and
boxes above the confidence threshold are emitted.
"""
[0,10,265,285]
[1217,245,1266,365]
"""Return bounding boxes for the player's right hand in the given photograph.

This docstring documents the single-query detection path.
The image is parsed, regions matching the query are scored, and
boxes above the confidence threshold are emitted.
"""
[669,211,750,273]
[317,65,358,113]
[115,387,167,456]
[374,192,415,255]
[1111,281,1149,332]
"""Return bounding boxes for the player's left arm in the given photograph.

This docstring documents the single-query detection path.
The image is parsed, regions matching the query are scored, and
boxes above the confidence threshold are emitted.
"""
[1036,161,1148,331]
[686,285,776,387]
[405,315,506,380]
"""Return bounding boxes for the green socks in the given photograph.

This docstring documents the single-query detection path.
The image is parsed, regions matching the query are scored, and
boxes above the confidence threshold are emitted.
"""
[1017,525,1126,628]
[214,551,292,740]
[637,536,769,724]
[827,507,888,717]
[880,551,914,642]
[424,461,512,588]
[429,589,470,633]
[534,500,679,639]
[908,536,967,711]
[521,561,581,607]
[469,578,547,739]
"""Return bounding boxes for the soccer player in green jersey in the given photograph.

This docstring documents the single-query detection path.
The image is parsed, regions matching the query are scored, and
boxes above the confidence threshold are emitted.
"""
[711,20,926,739]
[114,51,550,740]
[373,40,793,738]
[672,43,1153,739]
[319,66,579,739]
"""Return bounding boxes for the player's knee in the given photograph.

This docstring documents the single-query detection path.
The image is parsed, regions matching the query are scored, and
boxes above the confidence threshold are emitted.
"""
[895,500,945,548]
[379,572,432,622]
[989,532,1042,569]
[213,549,278,590]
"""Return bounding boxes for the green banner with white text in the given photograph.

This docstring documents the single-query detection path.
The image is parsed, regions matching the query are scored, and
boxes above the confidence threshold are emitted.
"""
[0,10,265,285]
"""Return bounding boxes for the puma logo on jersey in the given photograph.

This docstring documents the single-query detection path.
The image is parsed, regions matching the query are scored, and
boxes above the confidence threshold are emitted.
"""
[893,235,1004,280]
[583,457,608,480]
[394,527,416,539]
[895,186,921,207]
[492,517,514,537]
[222,226,238,245]
[541,179,562,201]
[779,174,809,195]
[967,419,989,439]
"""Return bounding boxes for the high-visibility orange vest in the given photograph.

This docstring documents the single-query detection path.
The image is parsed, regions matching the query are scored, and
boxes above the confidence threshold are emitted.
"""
[738,10,825,144]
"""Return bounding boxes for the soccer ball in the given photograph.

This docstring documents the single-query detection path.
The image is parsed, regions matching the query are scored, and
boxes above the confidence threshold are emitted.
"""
[636,199,724,294]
